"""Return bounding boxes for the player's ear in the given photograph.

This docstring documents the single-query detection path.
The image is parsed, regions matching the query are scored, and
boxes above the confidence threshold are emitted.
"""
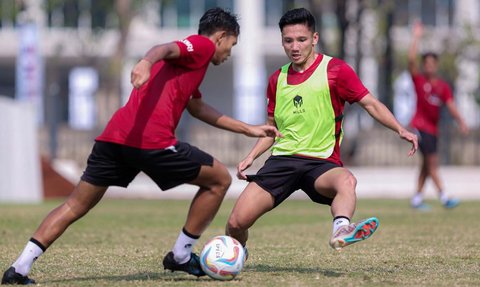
[215,31,227,46]
[312,32,319,46]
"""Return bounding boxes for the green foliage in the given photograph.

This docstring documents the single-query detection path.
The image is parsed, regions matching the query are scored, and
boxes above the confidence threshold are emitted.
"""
[0,0,20,25]
[1,199,479,286]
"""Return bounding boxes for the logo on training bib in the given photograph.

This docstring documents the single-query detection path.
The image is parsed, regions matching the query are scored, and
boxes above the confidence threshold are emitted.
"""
[293,95,305,114]
[182,39,194,52]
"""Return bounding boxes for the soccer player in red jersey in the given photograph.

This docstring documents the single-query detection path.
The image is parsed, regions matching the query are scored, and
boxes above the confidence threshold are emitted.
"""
[226,8,418,254]
[408,21,469,211]
[2,8,281,284]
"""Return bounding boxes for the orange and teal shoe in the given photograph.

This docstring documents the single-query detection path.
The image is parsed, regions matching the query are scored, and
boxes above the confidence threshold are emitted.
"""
[329,217,379,251]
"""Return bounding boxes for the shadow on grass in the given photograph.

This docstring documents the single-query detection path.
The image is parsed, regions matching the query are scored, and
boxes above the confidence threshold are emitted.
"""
[44,265,343,284]
[45,271,225,284]
[246,264,343,277]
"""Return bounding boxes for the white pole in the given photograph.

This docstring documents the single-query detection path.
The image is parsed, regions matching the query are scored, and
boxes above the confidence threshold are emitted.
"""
[233,0,266,124]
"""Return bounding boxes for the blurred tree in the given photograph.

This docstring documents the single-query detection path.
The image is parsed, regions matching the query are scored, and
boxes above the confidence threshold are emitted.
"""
[378,0,394,110]
[0,0,23,27]
[102,0,133,124]
[335,0,348,59]
[354,0,365,79]
[308,0,327,54]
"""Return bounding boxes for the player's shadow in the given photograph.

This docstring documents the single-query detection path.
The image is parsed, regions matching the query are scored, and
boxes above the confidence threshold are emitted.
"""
[45,271,234,284]
[45,265,342,284]
[246,264,343,277]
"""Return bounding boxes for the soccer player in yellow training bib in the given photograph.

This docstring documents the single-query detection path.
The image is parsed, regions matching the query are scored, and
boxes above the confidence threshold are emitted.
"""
[226,8,418,253]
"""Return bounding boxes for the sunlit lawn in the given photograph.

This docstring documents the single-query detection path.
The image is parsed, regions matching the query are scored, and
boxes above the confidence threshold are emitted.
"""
[1,199,479,286]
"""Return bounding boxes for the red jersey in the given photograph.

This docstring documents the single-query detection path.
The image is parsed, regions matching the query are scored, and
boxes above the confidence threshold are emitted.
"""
[97,35,215,149]
[267,54,369,165]
[410,73,453,135]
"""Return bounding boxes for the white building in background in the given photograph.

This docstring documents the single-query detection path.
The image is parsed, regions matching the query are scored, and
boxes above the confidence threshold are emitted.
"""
[0,0,478,166]
[1,0,478,127]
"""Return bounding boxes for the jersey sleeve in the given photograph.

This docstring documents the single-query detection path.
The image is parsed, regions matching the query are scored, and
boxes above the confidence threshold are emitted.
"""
[442,81,453,103]
[192,89,202,99]
[411,73,422,86]
[333,60,369,104]
[267,69,281,117]
[169,35,215,69]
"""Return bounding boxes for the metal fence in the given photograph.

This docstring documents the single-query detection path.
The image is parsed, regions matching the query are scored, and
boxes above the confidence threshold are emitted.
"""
[38,123,480,169]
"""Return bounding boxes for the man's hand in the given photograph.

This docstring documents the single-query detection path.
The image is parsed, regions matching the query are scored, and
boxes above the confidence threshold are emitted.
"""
[245,125,283,138]
[237,156,254,180]
[131,59,152,89]
[458,121,469,136]
[399,129,418,157]
[413,20,423,40]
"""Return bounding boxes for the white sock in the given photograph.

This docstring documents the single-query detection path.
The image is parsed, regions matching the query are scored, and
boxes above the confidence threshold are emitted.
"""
[172,229,199,264]
[439,191,449,204]
[411,193,424,206]
[332,217,350,234]
[12,240,45,276]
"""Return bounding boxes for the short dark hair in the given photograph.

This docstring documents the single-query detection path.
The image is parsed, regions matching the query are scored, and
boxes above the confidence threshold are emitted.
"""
[278,8,316,32]
[422,52,439,62]
[198,7,240,36]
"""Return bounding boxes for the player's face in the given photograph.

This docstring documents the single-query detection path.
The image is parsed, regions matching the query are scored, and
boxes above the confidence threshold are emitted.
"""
[212,34,238,65]
[423,56,438,77]
[281,24,318,70]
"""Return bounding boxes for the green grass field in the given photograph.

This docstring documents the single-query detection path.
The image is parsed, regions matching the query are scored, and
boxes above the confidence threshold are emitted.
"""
[1,199,479,286]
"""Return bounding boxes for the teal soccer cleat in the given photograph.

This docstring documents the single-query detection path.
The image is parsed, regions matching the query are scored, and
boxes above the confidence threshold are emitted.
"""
[329,217,379,251]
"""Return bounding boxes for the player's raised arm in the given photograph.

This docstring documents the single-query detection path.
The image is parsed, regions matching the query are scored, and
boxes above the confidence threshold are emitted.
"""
[408,21,423,76]
[358,93,418,156]
[130,42,181,89]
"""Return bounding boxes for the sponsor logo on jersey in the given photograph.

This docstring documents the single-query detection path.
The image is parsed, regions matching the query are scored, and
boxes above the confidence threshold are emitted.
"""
[427,94,442,106]
[182,39,194,52]
[293,95,305,114]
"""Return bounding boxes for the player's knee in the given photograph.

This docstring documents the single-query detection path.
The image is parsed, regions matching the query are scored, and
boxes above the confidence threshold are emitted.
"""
[341,172,357,192]
[212,166,232,195]
[226,214,247,234]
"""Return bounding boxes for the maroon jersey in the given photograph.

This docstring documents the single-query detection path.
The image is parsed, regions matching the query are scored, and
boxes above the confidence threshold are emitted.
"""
[97,35,215,149]
[267,54,369,165]
[410,73,453,135]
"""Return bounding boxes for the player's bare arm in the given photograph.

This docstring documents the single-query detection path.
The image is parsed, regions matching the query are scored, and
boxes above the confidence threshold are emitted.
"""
[445,100,469,135]
[358,93,418,156]
[408,21,423,75]
[130,42,181,89]
[237,117,277,180]
[187,98,282,138]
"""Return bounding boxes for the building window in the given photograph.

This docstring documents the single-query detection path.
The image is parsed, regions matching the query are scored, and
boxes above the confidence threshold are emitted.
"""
[394,0,454,27]
[176,0,190,27]
[421,0,437,26]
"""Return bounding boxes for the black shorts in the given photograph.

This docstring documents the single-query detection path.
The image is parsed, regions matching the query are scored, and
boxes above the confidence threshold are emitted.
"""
[81,141,213,190]
[417,130,438,155]
[247,155,340,207]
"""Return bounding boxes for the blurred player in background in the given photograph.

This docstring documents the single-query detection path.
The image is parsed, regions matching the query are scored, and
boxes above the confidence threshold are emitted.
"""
[226,8,417,254]
[2,8,281,285]
[408,21,469,211]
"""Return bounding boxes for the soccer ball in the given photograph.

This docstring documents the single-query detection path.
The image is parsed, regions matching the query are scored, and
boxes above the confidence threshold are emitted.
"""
[199,235,245,280]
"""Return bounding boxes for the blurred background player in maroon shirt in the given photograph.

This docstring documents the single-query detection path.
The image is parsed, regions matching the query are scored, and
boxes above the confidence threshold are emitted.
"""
[408,21,469,211]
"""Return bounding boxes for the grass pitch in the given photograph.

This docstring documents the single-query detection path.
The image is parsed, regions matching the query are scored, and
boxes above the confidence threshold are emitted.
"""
[1,198,479,286]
